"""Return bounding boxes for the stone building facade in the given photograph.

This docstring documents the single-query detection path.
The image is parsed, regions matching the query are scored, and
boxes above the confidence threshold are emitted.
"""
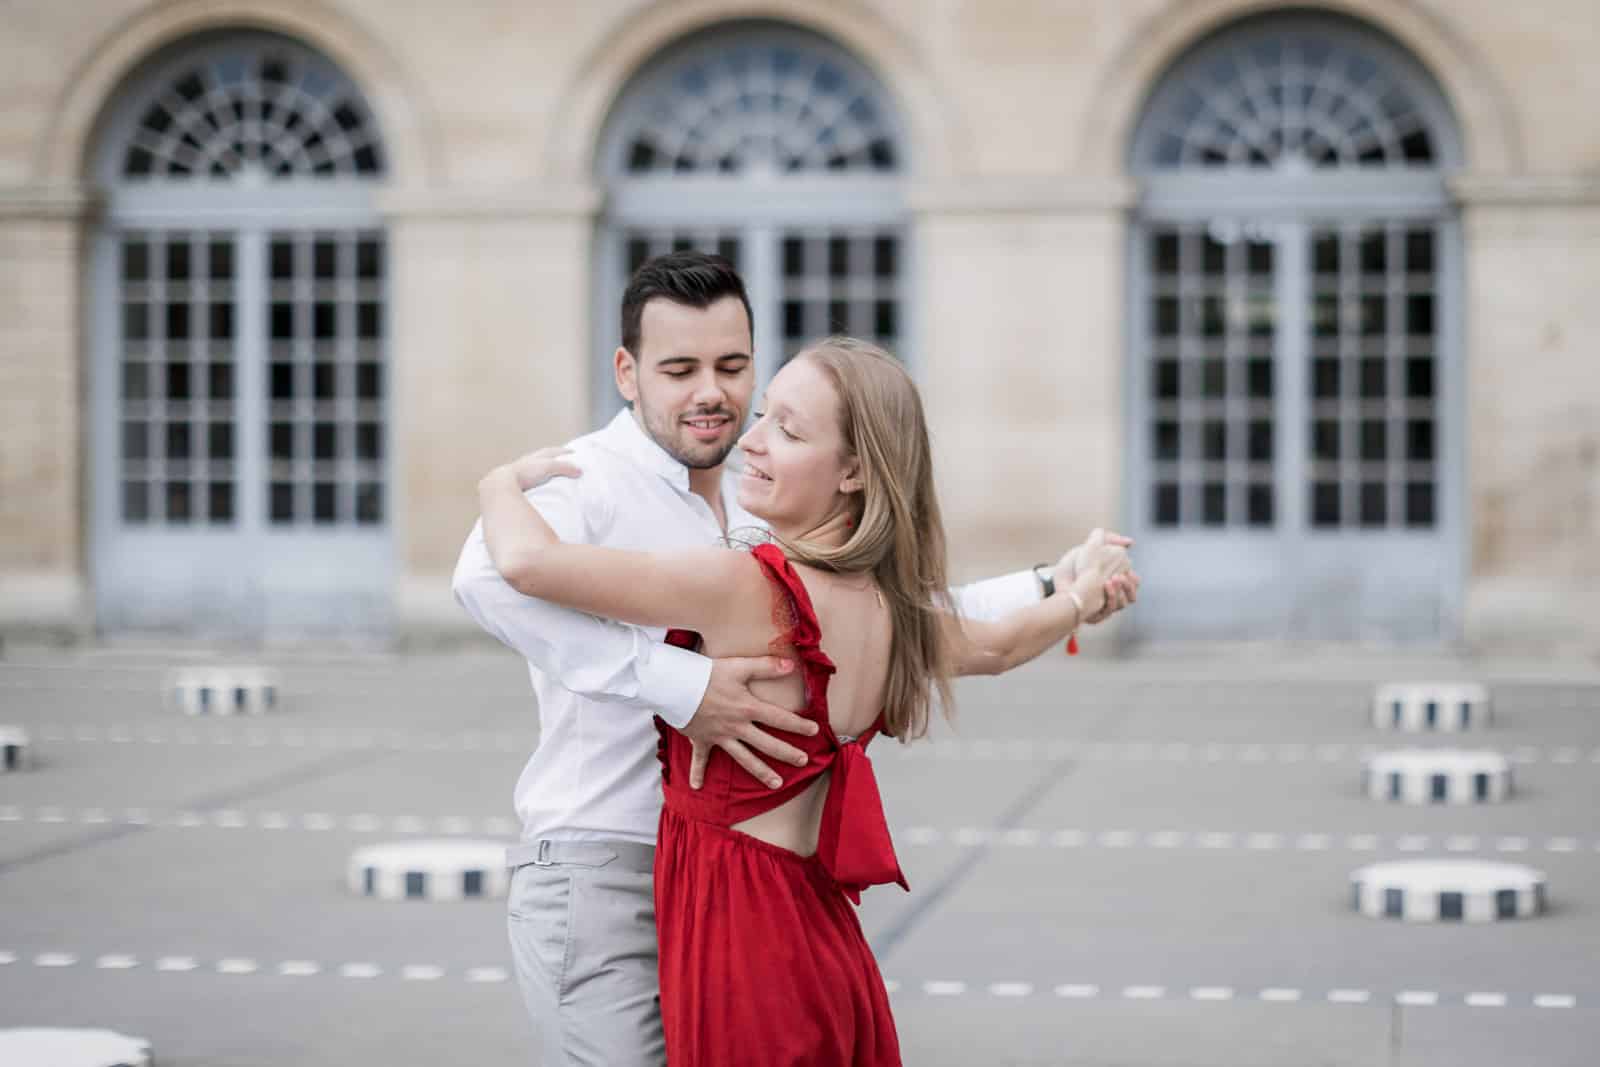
[1,0,1595,652]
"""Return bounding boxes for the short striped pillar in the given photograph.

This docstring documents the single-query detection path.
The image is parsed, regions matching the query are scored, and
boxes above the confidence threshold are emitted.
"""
[347,840,511,901]
[1362,748,1512,804]
[1350,860,1547,922]
[167,667,278,716]
[0,1028,152,1066]
[1372,682,1489,732]
[0,726,29,772]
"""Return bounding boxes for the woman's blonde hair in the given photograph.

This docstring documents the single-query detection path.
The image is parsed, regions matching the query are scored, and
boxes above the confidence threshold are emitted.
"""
[771,336,954,742]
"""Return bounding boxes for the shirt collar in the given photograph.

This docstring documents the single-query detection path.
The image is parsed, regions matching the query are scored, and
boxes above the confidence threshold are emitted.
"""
[597,408,692,492]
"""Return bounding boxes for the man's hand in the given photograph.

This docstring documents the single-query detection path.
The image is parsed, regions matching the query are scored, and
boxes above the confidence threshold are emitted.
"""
[679,656,818,790]
[1086,571,1139,622]
[1053,531,1140,624]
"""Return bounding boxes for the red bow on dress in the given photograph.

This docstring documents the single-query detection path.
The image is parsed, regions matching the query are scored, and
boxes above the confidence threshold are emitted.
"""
[815,739,909,904]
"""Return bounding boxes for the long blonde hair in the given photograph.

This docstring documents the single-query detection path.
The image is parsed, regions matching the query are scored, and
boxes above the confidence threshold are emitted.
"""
[771,336,954,742]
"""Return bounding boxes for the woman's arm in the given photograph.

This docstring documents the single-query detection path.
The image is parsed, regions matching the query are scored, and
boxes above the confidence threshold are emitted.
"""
[478,456,763,635]
[944,531,1130,677]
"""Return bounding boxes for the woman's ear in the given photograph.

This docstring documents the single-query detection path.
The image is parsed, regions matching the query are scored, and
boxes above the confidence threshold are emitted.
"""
[839,461,863,494]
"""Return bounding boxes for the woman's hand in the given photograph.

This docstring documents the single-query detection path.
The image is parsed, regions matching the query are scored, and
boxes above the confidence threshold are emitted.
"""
[1055,529,1138,623]
[1070,528,1132,619]
[506,447,583,492]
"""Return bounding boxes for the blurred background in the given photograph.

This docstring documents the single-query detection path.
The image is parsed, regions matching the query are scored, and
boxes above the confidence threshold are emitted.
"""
[3,6,1600,1065]
[3,0,1596,654]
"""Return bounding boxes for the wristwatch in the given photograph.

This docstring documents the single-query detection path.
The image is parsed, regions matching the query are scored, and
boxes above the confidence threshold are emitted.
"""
[1031,563,1056,598]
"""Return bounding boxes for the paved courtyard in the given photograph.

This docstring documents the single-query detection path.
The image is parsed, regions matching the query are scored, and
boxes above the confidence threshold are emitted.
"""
[2,644,1597,1065]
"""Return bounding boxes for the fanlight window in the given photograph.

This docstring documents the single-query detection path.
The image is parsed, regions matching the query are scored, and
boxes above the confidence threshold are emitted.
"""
[118,43,384,180]
[618,42,898,175]
[1140,27,1437,170]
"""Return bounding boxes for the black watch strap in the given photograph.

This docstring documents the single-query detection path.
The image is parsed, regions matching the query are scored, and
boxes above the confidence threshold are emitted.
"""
[1032,563,1055,598]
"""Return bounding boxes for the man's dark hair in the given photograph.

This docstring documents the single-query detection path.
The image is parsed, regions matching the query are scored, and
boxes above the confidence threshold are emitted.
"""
[620,251,753,356]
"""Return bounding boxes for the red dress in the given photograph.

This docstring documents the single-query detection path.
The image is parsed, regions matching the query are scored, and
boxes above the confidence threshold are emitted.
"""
[654,543,908,1066]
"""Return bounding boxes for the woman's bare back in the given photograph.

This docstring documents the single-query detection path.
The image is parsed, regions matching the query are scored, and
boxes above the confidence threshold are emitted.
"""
[695,552,892,856]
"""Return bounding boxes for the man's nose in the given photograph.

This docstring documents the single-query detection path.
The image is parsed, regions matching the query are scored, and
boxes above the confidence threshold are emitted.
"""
[690,371,726,407]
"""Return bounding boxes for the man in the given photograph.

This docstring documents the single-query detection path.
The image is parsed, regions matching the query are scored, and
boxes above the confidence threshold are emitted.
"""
[452,252,1137,1066]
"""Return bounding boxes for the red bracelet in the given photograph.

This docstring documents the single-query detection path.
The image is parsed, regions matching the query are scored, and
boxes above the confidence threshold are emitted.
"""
[1065,590,1085,656]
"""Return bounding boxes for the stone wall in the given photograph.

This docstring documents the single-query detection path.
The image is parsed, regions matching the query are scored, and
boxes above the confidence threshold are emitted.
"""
[1,0,1596,651]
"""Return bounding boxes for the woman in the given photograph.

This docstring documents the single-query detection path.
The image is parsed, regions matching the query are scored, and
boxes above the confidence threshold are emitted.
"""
[479,336,1132,1065]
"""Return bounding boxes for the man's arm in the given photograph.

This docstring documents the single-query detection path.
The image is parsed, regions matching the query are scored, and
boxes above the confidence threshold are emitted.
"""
[949,569,1042,622]
[451,471,710,729]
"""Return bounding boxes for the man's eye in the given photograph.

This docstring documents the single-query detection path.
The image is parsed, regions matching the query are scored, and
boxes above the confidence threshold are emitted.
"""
[665,370,692,379]
[750,409,766,420]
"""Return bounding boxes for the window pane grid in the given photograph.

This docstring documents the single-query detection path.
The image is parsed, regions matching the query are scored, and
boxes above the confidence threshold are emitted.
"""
[265,229,386,526]
[1307,221,1438,529]
[1147,224,1276,528]
[119,230,237,526]
[779,229,902,360]
[622,230,743,279]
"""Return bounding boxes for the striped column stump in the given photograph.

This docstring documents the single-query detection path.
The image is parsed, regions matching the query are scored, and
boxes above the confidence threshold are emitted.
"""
[1362,748,1512,804]
[167,667,278,716]
[0,726,29,772]
[1372,682,1489,732]
[1350,859,1547,922]
[347,840,510,901]
[0,1028,152,1067]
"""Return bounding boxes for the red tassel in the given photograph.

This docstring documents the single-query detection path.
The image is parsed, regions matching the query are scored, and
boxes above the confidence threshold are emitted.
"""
[1066,633,1079,656]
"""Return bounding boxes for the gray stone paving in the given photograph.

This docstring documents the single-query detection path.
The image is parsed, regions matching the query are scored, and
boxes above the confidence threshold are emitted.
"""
[1,646,1597,1065]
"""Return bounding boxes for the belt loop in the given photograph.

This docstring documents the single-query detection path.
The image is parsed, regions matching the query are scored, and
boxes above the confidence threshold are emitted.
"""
[535,839,552,866]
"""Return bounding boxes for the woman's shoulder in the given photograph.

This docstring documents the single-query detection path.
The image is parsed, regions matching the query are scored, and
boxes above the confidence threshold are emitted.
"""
[690,546,801,656]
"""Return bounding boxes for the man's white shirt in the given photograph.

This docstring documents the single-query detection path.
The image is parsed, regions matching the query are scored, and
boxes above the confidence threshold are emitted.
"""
[453,409,1042,846]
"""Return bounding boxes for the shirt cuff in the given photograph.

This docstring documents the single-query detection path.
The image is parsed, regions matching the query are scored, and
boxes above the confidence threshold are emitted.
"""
[952,568,1042,620]
[640,640,714,731]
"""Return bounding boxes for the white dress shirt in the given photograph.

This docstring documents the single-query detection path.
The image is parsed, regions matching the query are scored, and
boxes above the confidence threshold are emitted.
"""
[453,409,1043,846]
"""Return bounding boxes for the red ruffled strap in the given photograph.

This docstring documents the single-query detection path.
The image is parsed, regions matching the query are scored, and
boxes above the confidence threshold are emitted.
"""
[748,543,831,671]
[816,733,909,904]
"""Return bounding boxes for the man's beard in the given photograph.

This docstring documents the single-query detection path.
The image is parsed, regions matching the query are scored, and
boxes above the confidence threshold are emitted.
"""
[637,391,740,470]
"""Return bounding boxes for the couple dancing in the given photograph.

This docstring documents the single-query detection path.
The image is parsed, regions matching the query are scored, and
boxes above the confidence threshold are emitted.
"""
[453,252,1140,1066]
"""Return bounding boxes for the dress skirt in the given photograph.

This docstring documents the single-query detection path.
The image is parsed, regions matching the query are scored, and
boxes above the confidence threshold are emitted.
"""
[653,805,902,1066]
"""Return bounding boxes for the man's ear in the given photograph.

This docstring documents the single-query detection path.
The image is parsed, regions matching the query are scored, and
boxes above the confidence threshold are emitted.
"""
[614,347,639,405]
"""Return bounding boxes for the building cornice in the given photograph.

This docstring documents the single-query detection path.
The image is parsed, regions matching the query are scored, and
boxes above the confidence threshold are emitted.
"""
[909,177,1137,216]
[0,184,101,220]
[377,184,602,221]
[1450,174,1600,207]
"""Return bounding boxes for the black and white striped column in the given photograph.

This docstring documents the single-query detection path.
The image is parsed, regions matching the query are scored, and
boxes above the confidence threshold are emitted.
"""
[0,726,30,772]
[347,840,511,901]
[1372,682,1490,732]
[1362,749,1512,804]
[167,667,278,716]
[0,1027,152,1066]
[1350,860,1547,922]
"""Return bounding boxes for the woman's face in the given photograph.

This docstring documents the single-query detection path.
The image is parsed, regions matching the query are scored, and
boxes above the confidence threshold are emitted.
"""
[735,356,859,532]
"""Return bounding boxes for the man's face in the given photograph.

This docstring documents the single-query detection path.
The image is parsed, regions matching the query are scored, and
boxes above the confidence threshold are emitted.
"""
[615,296,754,470]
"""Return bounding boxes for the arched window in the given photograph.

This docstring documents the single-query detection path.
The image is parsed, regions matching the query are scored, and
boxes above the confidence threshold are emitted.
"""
[594,23,907,422]
[89,32,392,635]
[1125,14,1463,640]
